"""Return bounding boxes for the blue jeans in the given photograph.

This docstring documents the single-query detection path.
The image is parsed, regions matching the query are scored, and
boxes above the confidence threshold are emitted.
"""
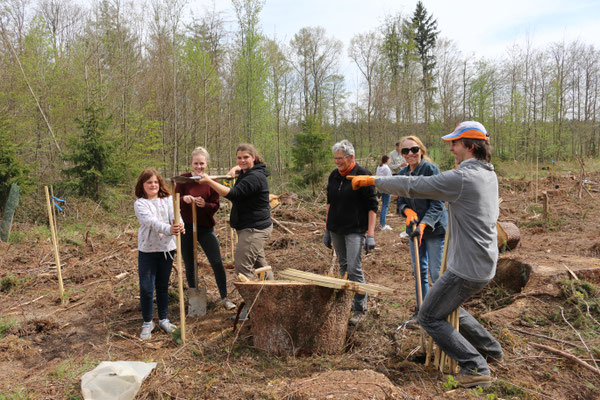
[418,271,503,375]
[379,193,390,227]
[181,223,227,299]
[138,250,174,322]
[409,234,444,308]
[330,232,367,312]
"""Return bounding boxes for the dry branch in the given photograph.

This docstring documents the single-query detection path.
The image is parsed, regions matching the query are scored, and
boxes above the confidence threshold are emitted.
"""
[530,343,600,377]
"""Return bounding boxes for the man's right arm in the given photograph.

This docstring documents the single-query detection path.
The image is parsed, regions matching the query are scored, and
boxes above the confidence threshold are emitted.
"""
[375,170,463,203]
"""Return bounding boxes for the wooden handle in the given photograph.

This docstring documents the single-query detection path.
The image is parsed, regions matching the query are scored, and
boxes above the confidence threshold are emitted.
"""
[173,192,186,344]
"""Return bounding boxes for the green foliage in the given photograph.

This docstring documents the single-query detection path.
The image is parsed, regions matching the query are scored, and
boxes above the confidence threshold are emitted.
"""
[0,317,17,338]
[551,279,600,329]
[291,119,330,195]
[62,105,125,200]
[232,0,272,145]
[0,115,33,210]
[442,375,458,390]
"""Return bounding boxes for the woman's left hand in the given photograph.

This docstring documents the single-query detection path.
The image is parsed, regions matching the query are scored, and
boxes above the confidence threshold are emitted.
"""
[194,196,205,208]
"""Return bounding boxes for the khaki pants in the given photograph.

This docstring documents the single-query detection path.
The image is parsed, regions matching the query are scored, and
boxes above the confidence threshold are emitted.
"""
[235,225,273,280]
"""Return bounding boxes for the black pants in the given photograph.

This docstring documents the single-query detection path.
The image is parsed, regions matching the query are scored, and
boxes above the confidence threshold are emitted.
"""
[181,223,228,299]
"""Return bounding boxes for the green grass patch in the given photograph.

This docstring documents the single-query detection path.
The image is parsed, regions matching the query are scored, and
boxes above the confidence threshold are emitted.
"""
[0,317,17,338]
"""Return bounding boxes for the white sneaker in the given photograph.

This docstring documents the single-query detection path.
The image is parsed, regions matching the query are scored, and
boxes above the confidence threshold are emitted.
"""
[158,319,177,334]
[400,232,409,238]
[140,321,154,340]
[221,297,236,311]
[380,225,393,231]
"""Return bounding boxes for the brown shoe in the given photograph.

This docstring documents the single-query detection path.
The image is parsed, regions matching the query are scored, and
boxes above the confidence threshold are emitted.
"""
[452,372,492,388]
[485,354,504,364]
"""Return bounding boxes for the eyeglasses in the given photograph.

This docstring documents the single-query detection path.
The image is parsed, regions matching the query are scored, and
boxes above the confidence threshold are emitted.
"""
[401,146,420,155]
[333,156,347,161]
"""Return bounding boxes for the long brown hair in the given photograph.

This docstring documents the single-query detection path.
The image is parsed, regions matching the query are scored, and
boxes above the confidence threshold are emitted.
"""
[236,143,264,164]
[135,168,171,199]
[399,135,432,163]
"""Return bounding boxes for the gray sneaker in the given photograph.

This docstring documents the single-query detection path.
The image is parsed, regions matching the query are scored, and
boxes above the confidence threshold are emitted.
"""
[452,372,493,388]
[221,297,236,311]
[140,321,154,340]
[158,319,177,334]
[348,311,366,326]
[405,314,420,330]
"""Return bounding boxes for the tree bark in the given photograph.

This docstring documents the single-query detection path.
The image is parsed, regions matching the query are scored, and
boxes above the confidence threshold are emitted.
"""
[235,281,352,355]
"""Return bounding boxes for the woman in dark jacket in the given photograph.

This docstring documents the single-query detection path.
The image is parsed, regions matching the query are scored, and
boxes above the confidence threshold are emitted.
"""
[324,139,378,326]
[198,144,272,282]
[397,136,447,323]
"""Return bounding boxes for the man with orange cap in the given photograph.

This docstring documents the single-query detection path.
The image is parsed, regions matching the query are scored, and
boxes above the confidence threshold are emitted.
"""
[349,121,503,388]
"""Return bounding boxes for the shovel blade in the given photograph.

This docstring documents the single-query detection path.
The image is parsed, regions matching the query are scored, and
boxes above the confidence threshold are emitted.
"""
[188,287,207,317]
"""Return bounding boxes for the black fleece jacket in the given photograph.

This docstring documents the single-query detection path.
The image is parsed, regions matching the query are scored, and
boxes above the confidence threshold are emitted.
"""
[225,163,272,230]
[326,163,378,235]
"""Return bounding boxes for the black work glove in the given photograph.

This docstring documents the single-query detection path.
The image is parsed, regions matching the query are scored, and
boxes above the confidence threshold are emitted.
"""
[364,235,375,254]
[409,222,426,245]
[323,230,332,249]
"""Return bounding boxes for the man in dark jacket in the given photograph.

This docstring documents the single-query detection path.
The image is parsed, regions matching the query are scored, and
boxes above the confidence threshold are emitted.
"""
[324,140,378,325]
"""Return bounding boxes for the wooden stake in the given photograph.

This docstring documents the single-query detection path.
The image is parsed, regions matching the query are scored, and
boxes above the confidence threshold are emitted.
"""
[45,186,65,304]
[172,190,186,344]
[426,226,450,367]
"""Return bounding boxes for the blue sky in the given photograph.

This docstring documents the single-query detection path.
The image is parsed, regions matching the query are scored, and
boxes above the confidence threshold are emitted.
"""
[189,0,599,84]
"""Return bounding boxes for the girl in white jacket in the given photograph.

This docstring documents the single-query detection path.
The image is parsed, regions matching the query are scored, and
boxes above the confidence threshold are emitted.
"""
[134,168,184,340]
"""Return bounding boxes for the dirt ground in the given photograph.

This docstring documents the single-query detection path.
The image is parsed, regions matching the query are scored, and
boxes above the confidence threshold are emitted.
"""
[1,171,600,399]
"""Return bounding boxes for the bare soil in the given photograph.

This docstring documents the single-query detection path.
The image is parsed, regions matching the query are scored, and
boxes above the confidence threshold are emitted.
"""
[1,172,599,399]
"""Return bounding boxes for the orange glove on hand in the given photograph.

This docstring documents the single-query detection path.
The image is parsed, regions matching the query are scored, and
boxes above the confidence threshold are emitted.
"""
[349,175,375,190]
[404,208,418,226]
[409,222,427,245]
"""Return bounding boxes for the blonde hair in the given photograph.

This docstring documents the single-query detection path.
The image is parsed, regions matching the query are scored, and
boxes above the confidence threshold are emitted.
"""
[191,146,210,161]
[400,136,432,163]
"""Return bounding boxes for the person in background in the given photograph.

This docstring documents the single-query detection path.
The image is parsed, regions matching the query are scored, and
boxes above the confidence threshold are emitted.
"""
[389,141,408,174]
[389,141,408,215]
[197,144,272,320]
[175,147,235,311]
[349,121,503,389]
[376,155,393,231]
[395,136,447,327]
[323,139,378,326]
[134,168,184,340]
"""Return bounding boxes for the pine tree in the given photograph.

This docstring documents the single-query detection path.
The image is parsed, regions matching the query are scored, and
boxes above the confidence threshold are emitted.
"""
[63,105,122,200]
[0,116,32,210]
[412,1,438,134]
[291,118,330,196]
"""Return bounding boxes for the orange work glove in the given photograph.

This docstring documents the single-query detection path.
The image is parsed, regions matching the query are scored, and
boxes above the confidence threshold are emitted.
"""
[409,222,427,245]
[404,208,418,226]
[348,175,375,190]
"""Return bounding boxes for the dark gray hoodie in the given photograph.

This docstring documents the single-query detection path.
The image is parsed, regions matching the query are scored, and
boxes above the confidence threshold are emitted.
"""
[375,158,499,282]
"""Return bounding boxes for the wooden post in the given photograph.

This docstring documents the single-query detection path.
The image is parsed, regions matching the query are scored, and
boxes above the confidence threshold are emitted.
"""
[45,186,65,304]
[542,191,549,220]
[172,190,186,343]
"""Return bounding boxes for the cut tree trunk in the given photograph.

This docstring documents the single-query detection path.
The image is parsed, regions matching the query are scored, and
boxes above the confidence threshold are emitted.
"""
[234,281,352,356]
[497,221,520,251]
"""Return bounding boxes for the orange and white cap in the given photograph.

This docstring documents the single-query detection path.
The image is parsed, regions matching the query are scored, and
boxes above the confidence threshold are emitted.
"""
[442,121,488,141]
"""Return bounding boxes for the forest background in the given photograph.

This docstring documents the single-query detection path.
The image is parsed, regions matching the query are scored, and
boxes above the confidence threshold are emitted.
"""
[1,0,599,207]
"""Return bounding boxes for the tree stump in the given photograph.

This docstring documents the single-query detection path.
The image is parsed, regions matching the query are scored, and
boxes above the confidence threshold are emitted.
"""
[497,221,520,251]
[234,281,352,356]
